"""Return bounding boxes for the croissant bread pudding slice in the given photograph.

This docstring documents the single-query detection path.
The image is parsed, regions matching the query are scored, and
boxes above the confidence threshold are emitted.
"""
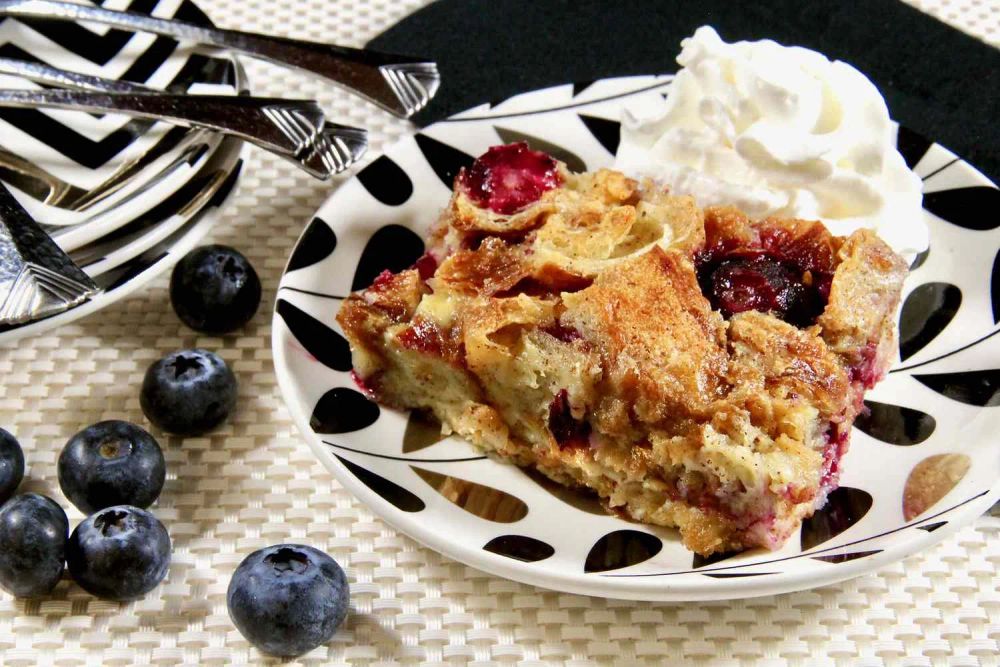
[337,143,908,556]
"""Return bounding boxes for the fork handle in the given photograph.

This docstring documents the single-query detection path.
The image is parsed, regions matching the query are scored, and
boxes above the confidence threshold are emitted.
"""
[0,89,331,166]
[0,0,439,117]
[0,57,154,92]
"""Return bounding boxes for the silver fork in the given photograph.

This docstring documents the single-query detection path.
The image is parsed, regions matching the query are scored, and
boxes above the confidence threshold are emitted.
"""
[0,180,98,325]
[0,86,365,179]
[0,59,367,178]
[0,56,160,93]
[0,0,441,118]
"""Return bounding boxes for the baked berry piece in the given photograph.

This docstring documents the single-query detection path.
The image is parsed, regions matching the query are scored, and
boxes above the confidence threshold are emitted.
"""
[227,544,349,657]
[58,420,165,514]
[337,147,907,555]
[66,506,170,600]
[0,493,68,597]
[0,428,24,505]
[457,142,562,214]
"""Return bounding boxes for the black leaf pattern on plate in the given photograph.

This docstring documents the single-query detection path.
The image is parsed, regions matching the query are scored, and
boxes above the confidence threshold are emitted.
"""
[336,456,424,512]
[909,247,930,271]
[801,487,873,551]
[895,126,933,170]
[523,468,607,515]
[357,155,413,206]
[923,187,1000,231]
[992,248,1000,323]
[411,467,528,522]
[692,550,742,569]
[286,217,337,272]
[898,282,962,361]
[414,133,474,189]
[276,299,352,371]
[853,400,936,446]
[702,572,777,578]
[572,80,596,97]
[578,114,621,156]
[917,521,947,532]
[351,224,425,291]
[488,94,510,109]
[584,530,662,573]
[403,410,445,453]
[912,369,1000,407]
[483,535,555,562]
[310,387,380,434]
[811,549,882,564]
[493,127,587,173]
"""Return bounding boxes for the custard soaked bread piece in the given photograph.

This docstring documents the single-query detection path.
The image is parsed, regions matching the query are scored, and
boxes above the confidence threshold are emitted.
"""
[338,143,907,555]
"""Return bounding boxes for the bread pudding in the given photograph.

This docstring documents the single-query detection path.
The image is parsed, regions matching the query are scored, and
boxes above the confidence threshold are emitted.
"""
[337,143,907,556]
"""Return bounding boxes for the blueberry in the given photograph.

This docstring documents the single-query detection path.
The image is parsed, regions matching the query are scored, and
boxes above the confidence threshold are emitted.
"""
[140,349,237,436]
[170,245,261,334]
[227,544,349,657]
[0,428,24,505]
[58,420,165,515]
[0,493,68,597]
[66,505,170,600]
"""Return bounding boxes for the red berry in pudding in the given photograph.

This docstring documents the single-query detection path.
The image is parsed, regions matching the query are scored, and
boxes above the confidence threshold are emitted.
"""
[698,253,827,327]
[459,142,562,215]
[411,253,438,281]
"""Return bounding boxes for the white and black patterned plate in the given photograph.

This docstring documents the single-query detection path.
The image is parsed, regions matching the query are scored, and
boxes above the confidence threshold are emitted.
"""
[273,76,1000,600]
[0,0,238,227]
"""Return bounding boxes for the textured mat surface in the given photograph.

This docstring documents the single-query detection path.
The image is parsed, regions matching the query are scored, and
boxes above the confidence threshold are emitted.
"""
[0,0,996,664]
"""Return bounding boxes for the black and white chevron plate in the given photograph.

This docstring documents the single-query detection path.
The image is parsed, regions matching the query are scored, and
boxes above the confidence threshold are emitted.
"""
[0,0,248,345]
[274,76,1000,600]
[0,0,239,227]
[0,140,245,344]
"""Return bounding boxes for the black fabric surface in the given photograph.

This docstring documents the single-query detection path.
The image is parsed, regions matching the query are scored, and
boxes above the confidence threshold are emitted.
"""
[368,0,1000,184]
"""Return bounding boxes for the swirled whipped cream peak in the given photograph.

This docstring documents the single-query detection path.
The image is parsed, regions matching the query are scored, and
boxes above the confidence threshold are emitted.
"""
[615,26,927,256]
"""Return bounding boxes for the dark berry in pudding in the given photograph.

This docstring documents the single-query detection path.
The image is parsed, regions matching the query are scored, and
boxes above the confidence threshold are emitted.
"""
[458,142,562,215]
[547,389,591,450]
[697,253,829,327]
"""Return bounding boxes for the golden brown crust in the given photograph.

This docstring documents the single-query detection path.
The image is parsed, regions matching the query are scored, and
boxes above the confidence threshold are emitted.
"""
[819,229,909,368]
[561,247,729,423]
[435,237,530,296]
[336,160,907,556]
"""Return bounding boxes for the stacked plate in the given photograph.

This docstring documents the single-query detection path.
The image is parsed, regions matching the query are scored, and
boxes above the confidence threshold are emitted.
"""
[0,0,246,344]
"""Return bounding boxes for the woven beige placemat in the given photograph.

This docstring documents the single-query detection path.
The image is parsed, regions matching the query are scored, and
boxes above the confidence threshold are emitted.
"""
[0,1,997,665]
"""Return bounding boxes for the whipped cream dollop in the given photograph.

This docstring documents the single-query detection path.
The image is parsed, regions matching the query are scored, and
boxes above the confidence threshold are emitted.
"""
[615,26,927,256]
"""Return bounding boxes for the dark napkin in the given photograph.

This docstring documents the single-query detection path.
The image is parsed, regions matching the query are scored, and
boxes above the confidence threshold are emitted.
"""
[368,0,1000,184]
